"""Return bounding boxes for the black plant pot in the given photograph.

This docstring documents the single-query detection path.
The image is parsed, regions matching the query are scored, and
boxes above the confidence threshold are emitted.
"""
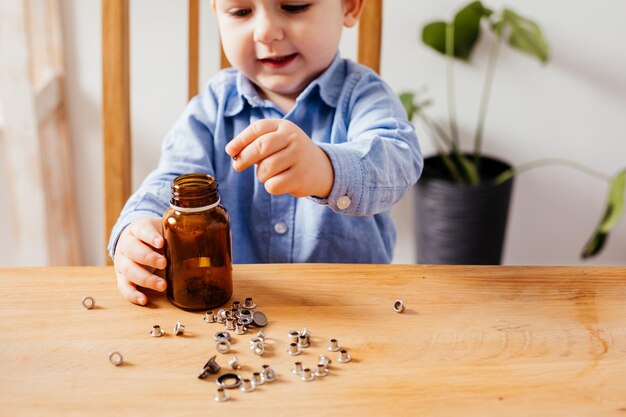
[416,155,514,265]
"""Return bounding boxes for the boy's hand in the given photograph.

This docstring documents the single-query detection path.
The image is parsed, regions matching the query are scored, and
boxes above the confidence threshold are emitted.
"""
[225,119,334,198]
[113,217,167,305]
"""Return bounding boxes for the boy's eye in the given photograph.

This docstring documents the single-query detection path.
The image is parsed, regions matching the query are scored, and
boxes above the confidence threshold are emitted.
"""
[281,3,310,13]
[228,8,252,17]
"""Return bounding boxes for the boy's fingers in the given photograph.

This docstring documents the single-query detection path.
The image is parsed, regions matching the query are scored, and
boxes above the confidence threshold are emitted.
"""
[256,150,292,184]
[225,119,279,158]
[123,238,166,270]
[116,256,167,292]
[129,218,163,248]
[232,132,289,172]
[116,272,147,305]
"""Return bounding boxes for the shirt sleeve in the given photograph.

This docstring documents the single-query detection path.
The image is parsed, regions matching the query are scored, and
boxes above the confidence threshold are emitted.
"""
[311,71,423,216]
[107,92,218,259]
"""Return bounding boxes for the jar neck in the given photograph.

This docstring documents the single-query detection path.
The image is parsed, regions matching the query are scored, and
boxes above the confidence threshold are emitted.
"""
[170,174,219,209]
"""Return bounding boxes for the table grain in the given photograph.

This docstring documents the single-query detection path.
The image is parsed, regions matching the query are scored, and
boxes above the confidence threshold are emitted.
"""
[1,264,626,416]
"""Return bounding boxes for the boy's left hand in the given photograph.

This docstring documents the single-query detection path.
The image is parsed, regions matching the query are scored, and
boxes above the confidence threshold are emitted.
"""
[225,119,334,198]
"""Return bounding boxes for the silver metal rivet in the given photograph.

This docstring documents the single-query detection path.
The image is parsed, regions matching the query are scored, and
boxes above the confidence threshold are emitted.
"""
[292,361,303,375]
[214,331,231,342]
[288,330,300,344]
[314,363,328,377]
[300,367,315,382]
[216,339,231,354]
[252,371,264,386]
[327,338,341,351]
[287,342,301,356]
[257,330,266,340]
[231,300,241,311]
[198,355,221,378]
[214,387,230,402]
[216,373,242,389]
[109,351,123,366]
[204,311,215,323]
[251,340,265,356]
[300,328,311,338]
[319,354,332,367]
[216,309,227,323]
[173,322,186,335]
[262,364,277,382]
[337,349,352,363]
[150,325,165,337]
[240,378,255,392]
[393,299,405,313]
[243,297,256,309]
[297,334,310,348]
[224,317,236,330]
[228,356,241,370]
[81,296,95,310]
[234,321,247,335]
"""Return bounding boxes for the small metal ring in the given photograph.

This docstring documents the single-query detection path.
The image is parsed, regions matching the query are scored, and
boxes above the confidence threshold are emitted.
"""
[109,351,123,366]
[214,331,231,342]
[251,340,264,356]
[216,340,231,354]
[216,373,243,389]
[393,299,405,313]
[81,296,95,310]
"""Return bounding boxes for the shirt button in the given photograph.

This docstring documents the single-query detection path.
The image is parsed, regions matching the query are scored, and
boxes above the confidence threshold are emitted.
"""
[273,221,287,235]
[337,195,351,210]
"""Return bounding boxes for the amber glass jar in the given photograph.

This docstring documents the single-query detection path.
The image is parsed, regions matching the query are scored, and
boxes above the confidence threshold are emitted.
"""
[163,174,232,311]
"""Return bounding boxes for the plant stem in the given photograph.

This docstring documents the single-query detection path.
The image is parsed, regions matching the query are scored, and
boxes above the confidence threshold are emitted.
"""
[493,158,612,185]
[420,112,464,184]
[446,22,459,147]
[474,28,503,168]
[421,111,455,150]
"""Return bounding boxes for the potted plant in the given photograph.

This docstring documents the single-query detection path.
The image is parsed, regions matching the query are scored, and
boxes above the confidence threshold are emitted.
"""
[401,0,625,264]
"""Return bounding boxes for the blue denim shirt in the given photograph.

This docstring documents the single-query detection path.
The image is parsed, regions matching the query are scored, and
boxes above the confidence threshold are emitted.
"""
[109,54,423,263]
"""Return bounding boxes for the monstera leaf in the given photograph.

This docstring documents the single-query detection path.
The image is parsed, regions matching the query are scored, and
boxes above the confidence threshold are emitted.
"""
[422,1,492,61]
[582,170,626,258]
[497,8,549,63]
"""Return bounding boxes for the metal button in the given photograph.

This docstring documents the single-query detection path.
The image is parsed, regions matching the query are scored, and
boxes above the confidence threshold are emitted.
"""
[273,221,287,234]
[81,296,95,310]
[109,351,123,366]
[252,311,268,327]
[337,195,351,210]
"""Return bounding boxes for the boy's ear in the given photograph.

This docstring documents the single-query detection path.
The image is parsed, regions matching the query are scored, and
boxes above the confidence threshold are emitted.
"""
[343,0,366,28]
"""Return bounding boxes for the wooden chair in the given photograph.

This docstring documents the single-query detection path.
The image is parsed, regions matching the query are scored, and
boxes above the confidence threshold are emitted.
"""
[102,0,383,263]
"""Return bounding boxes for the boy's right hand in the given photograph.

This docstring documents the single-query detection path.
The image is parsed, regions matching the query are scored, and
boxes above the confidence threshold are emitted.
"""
[113,217,167,305]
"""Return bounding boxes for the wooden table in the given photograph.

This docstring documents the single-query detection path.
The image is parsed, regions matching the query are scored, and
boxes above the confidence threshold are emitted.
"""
[1,264,626,416]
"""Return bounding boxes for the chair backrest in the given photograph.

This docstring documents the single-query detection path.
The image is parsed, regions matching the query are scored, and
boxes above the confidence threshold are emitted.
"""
[102,0,383,263]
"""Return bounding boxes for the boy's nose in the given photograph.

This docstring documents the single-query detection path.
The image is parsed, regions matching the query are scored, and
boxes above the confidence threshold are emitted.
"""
[253,13,284,44]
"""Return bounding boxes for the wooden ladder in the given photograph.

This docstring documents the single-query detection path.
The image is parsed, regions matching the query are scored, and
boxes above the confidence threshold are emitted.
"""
[0,0,82,265]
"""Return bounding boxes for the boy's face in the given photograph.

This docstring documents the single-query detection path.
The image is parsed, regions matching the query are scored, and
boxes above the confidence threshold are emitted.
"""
[214,0,361,103]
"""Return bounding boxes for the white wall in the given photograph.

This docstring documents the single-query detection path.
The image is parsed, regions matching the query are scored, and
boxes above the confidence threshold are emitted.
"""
[1,0,624,266]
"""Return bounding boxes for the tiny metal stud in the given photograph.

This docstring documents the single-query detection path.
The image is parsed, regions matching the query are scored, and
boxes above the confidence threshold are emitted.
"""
[243,297,256,309]
[228,356,241,370]
[337,349,352,363]
[257,330,266,340]
[319,354,332,368]
[314,363,328,377]
[327,338,341,352]
[216,339,231,354]
[214,387,229,402]
[231,300,241,311]
[300,328,311,338]
[224,317,236,330]
[150,325,165,337]
[173,322,186,335]
[109,351,123,366]
[81,296,95,310]
[393,299,405,313]
[300,367,315,382]
[292,361,303,375]
[287,342,301,356]
[234,321,247,335]
[252,371,265,386]
[251,340,265,356]
[214,331,231,342]
[240,378,255,392]
[288,330,300,344]
[203,311,215,323]
[297,334,310,349]
[262,364,277,382]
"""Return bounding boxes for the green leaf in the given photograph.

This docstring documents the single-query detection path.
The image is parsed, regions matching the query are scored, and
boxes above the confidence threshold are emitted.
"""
[422,1,492,61]
[501,8,549,63]
[581,170,626,258]
[399,92,417,120]
[453,1,493,60]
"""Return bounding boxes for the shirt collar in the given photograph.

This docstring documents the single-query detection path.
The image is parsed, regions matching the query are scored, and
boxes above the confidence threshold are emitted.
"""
[226,53,345,117]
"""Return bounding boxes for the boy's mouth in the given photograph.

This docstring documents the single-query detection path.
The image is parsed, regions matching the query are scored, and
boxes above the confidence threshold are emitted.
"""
[258,53,298,69]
